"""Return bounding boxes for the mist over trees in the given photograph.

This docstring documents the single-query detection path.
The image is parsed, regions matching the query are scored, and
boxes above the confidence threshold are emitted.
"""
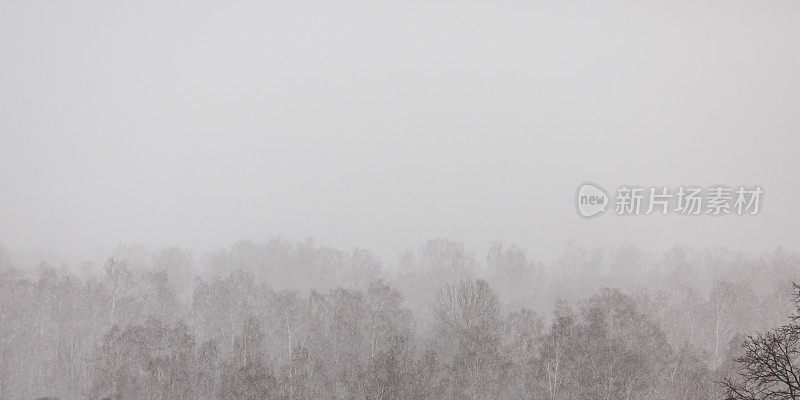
[1,239,799,400]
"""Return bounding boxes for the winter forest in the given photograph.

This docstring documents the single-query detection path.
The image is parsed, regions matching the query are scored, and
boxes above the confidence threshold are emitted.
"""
[2,239,799,400]
[3,0,800,397]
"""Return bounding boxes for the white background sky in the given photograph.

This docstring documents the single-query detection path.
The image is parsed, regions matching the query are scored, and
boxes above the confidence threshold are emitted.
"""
[1,0,798,265]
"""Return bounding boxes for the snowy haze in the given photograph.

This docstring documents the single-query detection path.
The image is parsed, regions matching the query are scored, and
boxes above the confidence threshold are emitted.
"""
[1,0,799,263]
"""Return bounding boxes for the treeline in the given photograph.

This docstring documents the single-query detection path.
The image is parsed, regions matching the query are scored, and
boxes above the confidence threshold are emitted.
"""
[0,239,798,399]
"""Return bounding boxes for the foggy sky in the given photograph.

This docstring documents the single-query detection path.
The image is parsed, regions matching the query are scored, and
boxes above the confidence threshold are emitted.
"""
[1,0,798,264]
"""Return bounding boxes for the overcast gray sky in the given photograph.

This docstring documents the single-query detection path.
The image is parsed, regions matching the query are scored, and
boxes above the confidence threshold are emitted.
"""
[1,0,798,264]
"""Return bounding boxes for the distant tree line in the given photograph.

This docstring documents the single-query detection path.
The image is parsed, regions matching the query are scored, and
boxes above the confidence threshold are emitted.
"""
[1,239,799,399]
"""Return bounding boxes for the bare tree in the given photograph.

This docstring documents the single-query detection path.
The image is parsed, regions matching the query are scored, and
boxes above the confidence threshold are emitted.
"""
[435,279,501,400]
[723,284,800,400]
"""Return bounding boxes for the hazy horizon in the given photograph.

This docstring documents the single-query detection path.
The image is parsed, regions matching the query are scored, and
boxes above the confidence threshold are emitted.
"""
[2,0,799,264]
